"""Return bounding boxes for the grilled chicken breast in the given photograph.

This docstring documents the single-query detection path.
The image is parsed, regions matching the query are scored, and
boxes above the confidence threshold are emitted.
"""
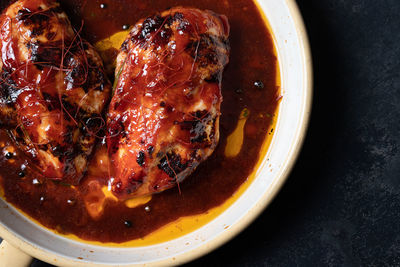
[107,7,230,198]
[0,0,111,184]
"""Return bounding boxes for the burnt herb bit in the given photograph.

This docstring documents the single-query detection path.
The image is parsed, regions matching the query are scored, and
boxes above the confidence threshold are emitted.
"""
[254,80,264,89]
[241,108,250,119]
[269,127,274,135]
[124,220,133,228]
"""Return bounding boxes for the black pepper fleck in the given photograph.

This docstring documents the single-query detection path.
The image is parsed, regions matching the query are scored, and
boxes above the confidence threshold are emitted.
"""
[122,24,130,30]
[5,152,13,159]
[100,3,107,9]
[18,171,25,177]
[254,80,264,89]
[124,220,132,228]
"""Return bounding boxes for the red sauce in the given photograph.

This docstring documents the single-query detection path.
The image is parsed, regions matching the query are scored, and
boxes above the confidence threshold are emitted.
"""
[0,0,279,243]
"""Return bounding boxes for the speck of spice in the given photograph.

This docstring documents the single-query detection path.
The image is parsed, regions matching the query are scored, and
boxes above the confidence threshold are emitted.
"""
[122,24,130,30]
[100,3,107,9]
[144,206,151,212]
[18,171,25,177]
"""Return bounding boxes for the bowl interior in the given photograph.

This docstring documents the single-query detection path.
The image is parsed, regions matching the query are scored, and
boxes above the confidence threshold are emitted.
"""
[0,0,312,265]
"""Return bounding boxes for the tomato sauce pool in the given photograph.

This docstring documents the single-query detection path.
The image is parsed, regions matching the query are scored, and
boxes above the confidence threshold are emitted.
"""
[0,0,279,243]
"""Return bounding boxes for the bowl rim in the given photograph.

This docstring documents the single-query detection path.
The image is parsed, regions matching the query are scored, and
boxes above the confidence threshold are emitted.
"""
[0,0,313,265]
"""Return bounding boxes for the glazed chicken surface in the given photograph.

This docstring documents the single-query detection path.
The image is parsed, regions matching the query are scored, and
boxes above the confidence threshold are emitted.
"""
[0,0,111,184]
[107,7,230,198]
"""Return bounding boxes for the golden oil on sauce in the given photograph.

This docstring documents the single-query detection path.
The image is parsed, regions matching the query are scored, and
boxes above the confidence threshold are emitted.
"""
[0,0,280,244]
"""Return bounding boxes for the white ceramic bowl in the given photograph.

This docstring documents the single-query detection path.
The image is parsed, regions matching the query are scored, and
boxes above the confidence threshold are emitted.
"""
[0,0,312,266]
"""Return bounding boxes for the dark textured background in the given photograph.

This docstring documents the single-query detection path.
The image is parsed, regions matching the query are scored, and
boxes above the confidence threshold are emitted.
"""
[17,0,400,265]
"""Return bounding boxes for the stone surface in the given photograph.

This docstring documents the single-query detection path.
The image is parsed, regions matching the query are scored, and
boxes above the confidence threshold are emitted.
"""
[3,0,400,266]
[186,0,400,266]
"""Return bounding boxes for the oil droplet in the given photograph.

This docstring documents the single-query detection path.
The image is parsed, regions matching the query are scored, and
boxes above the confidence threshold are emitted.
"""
[225,108,250,158]
[125,195,152,208]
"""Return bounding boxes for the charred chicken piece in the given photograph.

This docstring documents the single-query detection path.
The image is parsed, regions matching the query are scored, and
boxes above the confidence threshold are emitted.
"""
[107,7,230,198]
[0,0,111,184]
